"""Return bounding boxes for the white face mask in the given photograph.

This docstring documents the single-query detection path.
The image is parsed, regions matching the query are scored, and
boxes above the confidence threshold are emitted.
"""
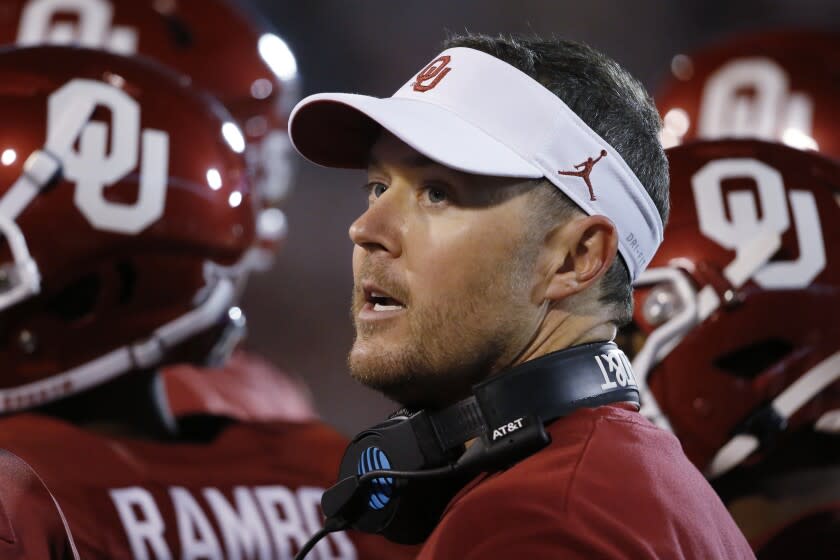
[630,231,782,432]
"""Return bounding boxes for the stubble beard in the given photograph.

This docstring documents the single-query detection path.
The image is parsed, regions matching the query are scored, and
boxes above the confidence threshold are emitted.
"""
[348,251,539,409]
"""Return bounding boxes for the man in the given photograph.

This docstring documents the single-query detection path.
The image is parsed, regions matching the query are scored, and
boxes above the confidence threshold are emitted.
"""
[288,34,755,558]
[0,45,415,559]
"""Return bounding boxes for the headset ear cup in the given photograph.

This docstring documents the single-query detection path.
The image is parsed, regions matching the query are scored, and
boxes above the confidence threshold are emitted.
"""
[326,415,468,543]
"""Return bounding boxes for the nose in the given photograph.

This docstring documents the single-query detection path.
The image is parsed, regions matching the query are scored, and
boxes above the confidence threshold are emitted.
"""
[349,187,403,257]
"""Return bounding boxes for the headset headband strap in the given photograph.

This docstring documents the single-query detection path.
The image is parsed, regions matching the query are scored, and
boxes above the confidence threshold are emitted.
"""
[425,342,640,453]
[428,397,486,451]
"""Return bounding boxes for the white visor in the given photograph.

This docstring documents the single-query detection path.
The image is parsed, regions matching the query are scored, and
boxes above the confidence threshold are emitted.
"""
[288,47,664,280]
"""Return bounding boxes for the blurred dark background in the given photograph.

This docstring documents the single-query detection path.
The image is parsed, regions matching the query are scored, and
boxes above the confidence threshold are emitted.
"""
[239,0,840,435]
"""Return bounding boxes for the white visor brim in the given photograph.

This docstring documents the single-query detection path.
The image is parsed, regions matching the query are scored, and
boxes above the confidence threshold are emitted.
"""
[289,93,543,178]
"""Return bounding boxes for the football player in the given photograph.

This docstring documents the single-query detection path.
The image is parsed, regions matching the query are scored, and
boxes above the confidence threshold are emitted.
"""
[0,0,320,423]
[644,29,840,558]
[0,45,415,559]
[623,137,840,558]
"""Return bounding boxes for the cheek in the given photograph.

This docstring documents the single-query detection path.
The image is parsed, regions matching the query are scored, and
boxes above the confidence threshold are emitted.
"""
[405,221,476,286]
[352,245,364,277]
[405,219,529,302]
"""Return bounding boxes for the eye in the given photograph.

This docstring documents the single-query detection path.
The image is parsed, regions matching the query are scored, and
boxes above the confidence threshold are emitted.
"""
[425,186,447,204]
[366,182,388,198]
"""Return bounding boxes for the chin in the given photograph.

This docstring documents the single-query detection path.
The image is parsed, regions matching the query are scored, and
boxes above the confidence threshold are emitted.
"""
[347,344,408,394]
[348,344,485,410]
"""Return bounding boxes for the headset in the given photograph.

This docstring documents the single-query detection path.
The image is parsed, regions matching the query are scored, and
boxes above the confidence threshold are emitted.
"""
[295,341,640,559]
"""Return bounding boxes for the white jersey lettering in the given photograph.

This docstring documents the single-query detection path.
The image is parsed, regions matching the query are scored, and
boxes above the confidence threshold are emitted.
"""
[204,487,273,560]
[254,486,310,559]
[170,486,223,560]
[109,487,173,560]
[110,485,358,560]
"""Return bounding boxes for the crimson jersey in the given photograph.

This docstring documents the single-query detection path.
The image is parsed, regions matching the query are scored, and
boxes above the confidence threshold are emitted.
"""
[163,351,318,424]
[0,355,418,560]
[418,405,754,559]
[0,417,419,560]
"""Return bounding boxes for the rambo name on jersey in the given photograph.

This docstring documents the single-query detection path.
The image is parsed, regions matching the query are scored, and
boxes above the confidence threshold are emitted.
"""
[109,484,355,560]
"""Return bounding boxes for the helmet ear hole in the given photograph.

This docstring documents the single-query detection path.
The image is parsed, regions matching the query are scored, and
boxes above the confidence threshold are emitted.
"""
[713,338,795,380]
[45,274,101,322]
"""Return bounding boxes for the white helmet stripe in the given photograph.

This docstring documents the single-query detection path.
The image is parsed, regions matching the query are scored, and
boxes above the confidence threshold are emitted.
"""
[707,350,840,478]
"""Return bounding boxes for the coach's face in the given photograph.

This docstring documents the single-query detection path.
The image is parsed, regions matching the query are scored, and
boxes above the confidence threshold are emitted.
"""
[348,133,549,407]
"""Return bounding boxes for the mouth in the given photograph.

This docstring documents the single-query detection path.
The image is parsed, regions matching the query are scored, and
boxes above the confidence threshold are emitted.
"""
[359,283,407,319]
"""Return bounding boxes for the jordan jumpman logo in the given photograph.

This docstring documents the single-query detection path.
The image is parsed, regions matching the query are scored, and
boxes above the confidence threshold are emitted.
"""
[558,150,608,201]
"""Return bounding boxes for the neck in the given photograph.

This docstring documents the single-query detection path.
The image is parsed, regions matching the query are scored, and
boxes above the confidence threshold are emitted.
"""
[511,308,616,368]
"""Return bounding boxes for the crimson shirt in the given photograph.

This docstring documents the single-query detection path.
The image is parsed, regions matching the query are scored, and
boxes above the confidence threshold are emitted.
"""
[0,353,418,560]
[162,350,319,424]
[418,405,755,559]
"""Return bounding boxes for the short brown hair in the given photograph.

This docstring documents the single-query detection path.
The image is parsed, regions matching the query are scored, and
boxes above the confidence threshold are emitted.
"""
[444,33,669,326]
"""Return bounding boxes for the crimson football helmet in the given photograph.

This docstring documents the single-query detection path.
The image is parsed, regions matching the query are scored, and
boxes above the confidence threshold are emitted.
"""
[0,45,256,412]
[0,0,299,267]
[656,30,840,160]
[625,139,840,478]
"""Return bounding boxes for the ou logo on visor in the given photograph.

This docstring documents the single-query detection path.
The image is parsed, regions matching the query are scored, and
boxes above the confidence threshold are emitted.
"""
[17,0,138,54]
[49,79,169,235]
[413,55,451,92]
[692,157,826,290]
[698,58,814,144]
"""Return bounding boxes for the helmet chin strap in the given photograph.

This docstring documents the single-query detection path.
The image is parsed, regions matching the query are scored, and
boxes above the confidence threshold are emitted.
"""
[633,231,782,431]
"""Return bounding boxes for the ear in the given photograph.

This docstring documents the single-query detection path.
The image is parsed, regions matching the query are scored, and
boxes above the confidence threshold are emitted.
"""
[543,215,619,302]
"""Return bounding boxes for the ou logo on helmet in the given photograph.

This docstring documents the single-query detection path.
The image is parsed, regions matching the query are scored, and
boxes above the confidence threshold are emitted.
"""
[698,58,814,146]
[17,0,138,54]
[49,79,170,235]
[692,158,826,290]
